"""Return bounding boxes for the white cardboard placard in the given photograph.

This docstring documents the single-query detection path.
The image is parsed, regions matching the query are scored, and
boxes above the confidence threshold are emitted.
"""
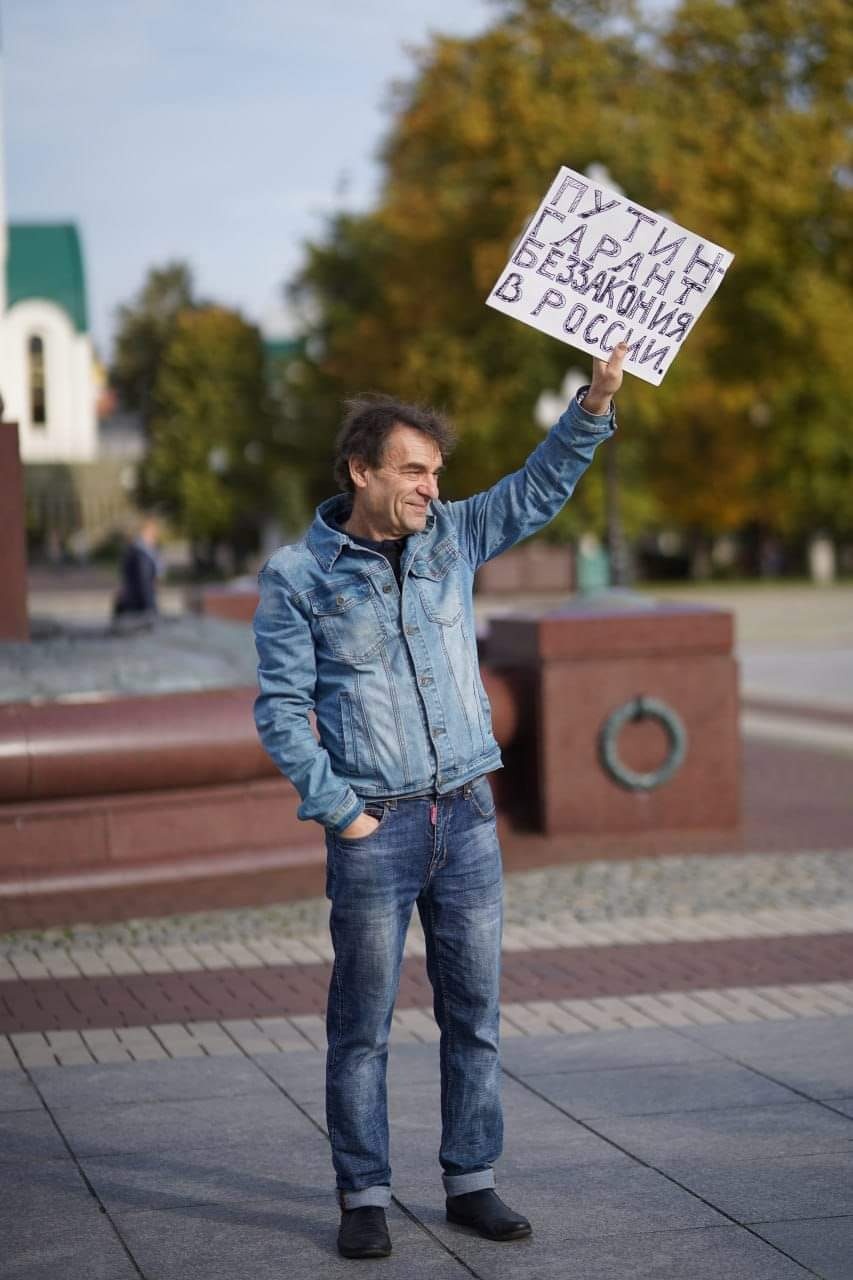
[486,166,734,385]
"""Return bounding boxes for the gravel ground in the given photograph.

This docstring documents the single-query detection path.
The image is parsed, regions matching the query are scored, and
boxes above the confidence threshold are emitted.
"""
[2,849,851,954]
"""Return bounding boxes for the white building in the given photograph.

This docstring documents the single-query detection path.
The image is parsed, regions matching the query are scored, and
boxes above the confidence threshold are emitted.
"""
[1,221,98,462]
[0,54,97,463]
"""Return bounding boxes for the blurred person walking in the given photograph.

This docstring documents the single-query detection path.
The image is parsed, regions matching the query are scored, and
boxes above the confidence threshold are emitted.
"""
[253,345,626,1258]
[112,514,163,631]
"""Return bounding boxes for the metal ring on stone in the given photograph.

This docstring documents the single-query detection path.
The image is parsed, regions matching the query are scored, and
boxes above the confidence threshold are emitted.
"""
[598,695,687,792]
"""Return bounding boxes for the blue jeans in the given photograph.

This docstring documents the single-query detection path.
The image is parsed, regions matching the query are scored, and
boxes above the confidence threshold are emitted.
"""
[324,774,503,1209]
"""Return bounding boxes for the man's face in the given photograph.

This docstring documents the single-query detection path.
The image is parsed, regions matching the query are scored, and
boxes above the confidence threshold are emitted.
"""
[140,517,160,546]
[351,424,444,539]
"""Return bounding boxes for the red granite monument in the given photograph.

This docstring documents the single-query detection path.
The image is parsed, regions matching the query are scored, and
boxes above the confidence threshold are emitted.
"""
[488,600,740,835]
[0,419,28,641]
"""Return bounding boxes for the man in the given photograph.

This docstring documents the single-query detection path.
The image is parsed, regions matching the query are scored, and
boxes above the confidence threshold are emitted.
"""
[112,513,163,631]
[253,343,626,1258]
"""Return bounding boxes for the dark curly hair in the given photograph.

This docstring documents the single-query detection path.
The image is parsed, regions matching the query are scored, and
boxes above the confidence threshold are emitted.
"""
[333,394,457,494]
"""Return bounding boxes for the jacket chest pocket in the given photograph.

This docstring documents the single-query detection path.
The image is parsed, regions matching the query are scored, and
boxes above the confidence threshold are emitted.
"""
[409,539,463,626]
[309,578,388,663]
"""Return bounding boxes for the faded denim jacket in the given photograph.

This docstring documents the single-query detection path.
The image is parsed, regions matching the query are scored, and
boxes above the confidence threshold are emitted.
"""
[253,392,616,831]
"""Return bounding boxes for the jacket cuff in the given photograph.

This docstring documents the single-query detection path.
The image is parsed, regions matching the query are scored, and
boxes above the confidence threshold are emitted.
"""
[569,385,617,434]
[328,791,363,834]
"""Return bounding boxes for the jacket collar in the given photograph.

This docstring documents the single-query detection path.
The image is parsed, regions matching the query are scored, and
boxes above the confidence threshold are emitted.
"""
[307,494,436,573]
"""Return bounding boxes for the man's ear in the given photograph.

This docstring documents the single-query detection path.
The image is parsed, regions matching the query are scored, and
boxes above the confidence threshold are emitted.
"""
[349,456,369,490]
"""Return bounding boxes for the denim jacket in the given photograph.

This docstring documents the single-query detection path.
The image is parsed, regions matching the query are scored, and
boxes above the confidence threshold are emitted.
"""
[253,392,616,831]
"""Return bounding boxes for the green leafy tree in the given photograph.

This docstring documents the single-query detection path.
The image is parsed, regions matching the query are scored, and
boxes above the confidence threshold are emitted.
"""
[638,0,853,557]
[285,0,852,561]
[141,306,283,570]
[111,263,198,429]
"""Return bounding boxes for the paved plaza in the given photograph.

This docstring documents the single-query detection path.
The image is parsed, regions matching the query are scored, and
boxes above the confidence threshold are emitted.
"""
[3,1014,852,1278]
[2,582,851,1276]
[3,841,853,1279]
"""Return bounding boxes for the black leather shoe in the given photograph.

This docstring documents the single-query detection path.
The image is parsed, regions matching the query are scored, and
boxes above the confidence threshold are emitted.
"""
[446,1188,532,1241]
[337,1206,392,1258]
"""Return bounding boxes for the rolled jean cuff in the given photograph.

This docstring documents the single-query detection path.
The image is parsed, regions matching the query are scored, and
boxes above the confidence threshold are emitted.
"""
[339,1185,392,1210]
[443,1168,495,1197]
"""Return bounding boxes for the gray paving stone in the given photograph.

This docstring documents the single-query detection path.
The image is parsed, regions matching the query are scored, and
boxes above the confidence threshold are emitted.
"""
[30,1053,279,1109]
[81,1130,334,1215]
[0,1154,89,1215]
[54,1090,315,1158]
[675,1017,853,1105]
[754,1216,853,1280]
[0,1108,68,1162]
[529,1059,800,1118]
[410,1161,725,1241]
[252,1048,325,1100]
[0,1070,44,1112]
[113,1197,470,1279]
[588,1101,853,1166]
[498,1076,633,1172]
[295,1092,326,1134]
[0,1216,138,1279]
[832,1097,853,1119]
[0,1160,137,1278]
[677,1014,853,1062]
[664,1150,853,1222]
[746,1050,853,1100]
[401,1222,814,1279]
[500,1027,722,1077]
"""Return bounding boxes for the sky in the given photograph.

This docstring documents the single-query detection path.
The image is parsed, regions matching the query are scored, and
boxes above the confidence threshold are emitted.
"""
[2,0,494,356]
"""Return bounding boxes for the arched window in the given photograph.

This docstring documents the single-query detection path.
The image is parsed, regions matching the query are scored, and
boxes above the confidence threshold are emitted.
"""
[28,334,47,427]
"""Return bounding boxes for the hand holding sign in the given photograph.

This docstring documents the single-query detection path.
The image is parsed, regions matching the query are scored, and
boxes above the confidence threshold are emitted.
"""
[487,167,734,386]
[585,342,628,414]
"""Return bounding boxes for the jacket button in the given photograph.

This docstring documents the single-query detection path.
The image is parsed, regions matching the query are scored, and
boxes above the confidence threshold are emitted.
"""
[434,727,445,735]
[405,626,417,636]
[420,675,431,686]
[383,583,393,593]
[335,595,345,606]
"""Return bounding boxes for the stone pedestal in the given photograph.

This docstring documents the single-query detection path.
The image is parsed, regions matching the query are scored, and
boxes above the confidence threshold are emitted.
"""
[0,423,29,641]
[488,598,740,835]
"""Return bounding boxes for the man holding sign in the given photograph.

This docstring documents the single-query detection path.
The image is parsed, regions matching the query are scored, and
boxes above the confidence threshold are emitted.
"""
[253,345,625,1258]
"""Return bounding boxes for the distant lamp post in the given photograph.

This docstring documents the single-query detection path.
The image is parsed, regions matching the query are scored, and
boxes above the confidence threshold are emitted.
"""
[536,367,610,595]
[534,368,586,432]
[585,164,631,588]
[207,446,229,475]
[603,424,630,587]
[535,357,630,589]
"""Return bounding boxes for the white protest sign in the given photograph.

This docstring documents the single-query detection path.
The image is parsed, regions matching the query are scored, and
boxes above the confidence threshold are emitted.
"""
[486,166,734,386]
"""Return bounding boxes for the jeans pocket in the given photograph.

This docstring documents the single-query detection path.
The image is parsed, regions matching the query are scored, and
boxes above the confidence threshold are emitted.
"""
[336,802,391,844]
[468,775,496,820]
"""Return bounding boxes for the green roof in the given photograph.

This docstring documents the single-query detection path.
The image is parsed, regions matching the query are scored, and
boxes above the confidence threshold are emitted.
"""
[6,223,88,333]
[263,337,303,362]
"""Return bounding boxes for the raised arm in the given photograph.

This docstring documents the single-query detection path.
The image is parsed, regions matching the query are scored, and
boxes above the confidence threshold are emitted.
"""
[449,345,626,569]
[253,566,363,832]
